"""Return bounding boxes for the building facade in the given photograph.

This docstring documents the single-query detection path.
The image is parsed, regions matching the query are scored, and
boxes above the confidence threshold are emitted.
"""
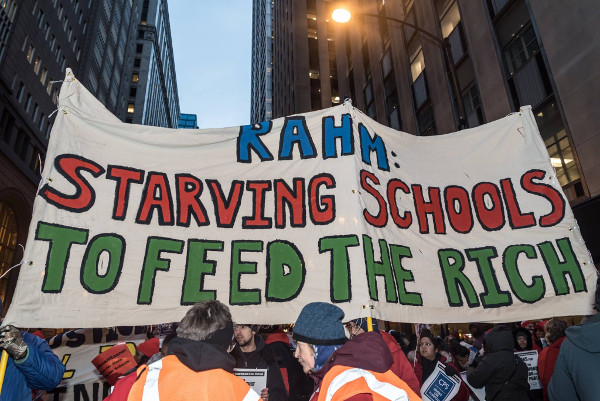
[0,0,180,311]
[127,0,179,128]
[251,0,600,262]
[250,0,274,123]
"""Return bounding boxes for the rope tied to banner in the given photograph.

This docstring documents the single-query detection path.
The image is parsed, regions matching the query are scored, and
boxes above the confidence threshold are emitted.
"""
[0,244,29,281]
[48,75,78,119]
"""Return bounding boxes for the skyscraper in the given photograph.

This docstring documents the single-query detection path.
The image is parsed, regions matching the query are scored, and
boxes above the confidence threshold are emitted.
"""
[127,0,179,128]
[251,0,600,260]
[0,0,180,309]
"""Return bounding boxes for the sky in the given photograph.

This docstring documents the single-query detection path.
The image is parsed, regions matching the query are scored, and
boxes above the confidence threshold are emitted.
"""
[169,1,253,129]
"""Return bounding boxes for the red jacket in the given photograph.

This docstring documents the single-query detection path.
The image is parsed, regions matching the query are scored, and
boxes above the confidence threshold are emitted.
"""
[538,336,566,401]
[379,331,421,396]
[412,354,469,401]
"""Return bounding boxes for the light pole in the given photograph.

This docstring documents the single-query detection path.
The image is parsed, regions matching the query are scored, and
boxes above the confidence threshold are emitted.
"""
[332,9,467,130]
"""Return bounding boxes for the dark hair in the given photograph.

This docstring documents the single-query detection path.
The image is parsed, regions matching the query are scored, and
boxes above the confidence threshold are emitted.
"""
[450,344,470,358]
[163,331,177,346]
[544,318,567,344]
[419,331,440,351]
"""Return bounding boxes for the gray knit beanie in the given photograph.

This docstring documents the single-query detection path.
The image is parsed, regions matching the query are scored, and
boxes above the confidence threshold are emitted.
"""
[293,302,347,345]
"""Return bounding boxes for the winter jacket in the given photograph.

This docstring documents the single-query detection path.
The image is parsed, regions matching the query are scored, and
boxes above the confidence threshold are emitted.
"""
[538,336,565,401]
[467,325,529,401]
[548,313,600,401]
[0,331,65,401]
[265,331,314,401]
[231,334,287,401]
[378,331,421,396]
[413,354,468,401]
[104,337,260,401]
[309,331,421,401]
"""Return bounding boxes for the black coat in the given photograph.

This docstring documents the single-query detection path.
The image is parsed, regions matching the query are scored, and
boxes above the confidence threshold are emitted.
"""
[466,325,529,401]
[231,334,287,401]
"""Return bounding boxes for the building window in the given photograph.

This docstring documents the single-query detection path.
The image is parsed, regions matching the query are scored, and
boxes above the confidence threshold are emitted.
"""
[127,103,134,113]
[38,113,45,131]
[364,80,375,119]
[36,9,44,27]
[0,202,18,301]
[134,58,141,67]
[24,93,32,112]
[26,44,35,63]
[16,82,24,101]
[504,24,539,75]
[410,47,429,109]
[462,84,483,128]
[417,102,437,136]
[40,67,47,85]
[131,73,139,83]
[32,103,39,122]
[535,99,583,200]
[136,44,143,53]
[129,87,137,97]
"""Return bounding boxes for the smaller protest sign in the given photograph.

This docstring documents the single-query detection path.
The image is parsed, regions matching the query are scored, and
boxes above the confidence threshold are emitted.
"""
[421,361,461,401]
[515,350,541,390]
[460,372,486,401]
[91,344,137,385]
[234,368,268,395]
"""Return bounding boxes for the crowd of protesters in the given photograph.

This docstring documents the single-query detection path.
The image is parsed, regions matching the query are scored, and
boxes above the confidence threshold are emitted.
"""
[0,280,599,401]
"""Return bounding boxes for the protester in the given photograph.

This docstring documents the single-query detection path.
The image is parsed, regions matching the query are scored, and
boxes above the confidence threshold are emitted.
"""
[231,324,286,401]
[513,326,535,351]
[134,337,159,365]
[466,325,529,401]
[105,300,260,401]
[519,321,542,352]
[538,318,567,401]
[292,302,421,401]
[533,321,548,349]
[448,342,472,371]
[0,324,65,401]
[346,318,421,395]
[265,327,313,401]
[146,331,177,365]
[548,281,600,401]
[468,323,485,350]
[413,331,469,401]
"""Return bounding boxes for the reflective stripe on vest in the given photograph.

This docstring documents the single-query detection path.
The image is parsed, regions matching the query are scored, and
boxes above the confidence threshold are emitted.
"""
[141,359,162,401]
[324,368,409,401]
[128,356,261,401]
[242,389,261,401]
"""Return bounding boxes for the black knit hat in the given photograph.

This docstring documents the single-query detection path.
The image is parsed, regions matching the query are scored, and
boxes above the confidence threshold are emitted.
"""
[293,302,347,345]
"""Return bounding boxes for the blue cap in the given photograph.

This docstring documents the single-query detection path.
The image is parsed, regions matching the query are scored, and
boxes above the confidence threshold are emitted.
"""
[293,302,347,345]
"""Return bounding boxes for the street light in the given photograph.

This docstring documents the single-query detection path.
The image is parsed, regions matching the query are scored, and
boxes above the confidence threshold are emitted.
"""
[332,8,467,130]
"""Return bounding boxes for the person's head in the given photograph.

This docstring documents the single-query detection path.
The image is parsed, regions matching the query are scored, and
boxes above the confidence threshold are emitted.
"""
[161,331,177,356]
[469,323,482,337]
[419,332,439,361]
[450,344,470,369]
[521,320,534,334]
[176,300,234,352]
[292,302,347,373]
[234,324,257,347]
[345,318,378,339]
[514,328,531,351]
[544,318,567,345]
[534,321,546,341]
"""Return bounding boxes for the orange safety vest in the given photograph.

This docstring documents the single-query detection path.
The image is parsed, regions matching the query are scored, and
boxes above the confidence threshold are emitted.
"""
[127,355,261,401]
[316,365,423,401]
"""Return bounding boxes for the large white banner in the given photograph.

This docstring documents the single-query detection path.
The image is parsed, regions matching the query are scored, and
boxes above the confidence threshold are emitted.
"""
[5,70,595,328]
